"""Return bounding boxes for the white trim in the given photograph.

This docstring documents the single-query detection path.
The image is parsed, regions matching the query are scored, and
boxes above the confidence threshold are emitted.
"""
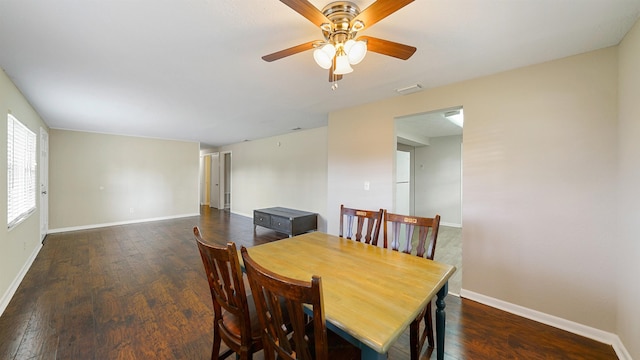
[613,340,632,360]
[47,213,200,234]
[440,221,462,228]
[0,243,42,316]
[232,210,252,218]
[460,289,631,360]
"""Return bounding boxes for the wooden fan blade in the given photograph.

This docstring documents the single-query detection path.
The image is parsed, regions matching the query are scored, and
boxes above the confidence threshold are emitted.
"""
[280,0,330,27]
[352,0,413,29]
[262,41,317,62]
[359,36,416,60]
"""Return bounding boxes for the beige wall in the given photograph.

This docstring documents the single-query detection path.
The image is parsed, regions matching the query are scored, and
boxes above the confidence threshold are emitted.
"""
[617,18,640,360]
[328,47,619,336]
[48,130,200,230]
[219,127,329,230]
[328,106,396,221]
[0,69,49,312]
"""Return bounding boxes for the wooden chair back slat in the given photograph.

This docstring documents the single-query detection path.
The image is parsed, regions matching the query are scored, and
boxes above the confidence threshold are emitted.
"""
[383,213,441,260]
[339,205,384,245]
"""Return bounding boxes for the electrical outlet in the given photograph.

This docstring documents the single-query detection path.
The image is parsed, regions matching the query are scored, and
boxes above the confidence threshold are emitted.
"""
[129,207,134,214]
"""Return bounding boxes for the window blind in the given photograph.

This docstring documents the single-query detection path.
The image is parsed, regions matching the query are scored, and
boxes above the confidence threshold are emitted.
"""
[7,114,37,229]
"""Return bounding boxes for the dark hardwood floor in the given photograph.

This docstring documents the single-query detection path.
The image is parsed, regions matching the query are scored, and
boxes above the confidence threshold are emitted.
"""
[0,207,617,359]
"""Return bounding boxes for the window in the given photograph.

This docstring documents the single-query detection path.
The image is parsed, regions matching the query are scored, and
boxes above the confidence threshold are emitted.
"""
[7,114,37,229]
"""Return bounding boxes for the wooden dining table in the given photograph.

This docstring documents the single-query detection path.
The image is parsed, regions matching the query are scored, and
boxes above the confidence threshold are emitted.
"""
[244,231,456,360]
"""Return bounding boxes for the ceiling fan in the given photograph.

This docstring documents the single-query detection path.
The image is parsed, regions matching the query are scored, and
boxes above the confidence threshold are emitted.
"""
[262,0,417,87]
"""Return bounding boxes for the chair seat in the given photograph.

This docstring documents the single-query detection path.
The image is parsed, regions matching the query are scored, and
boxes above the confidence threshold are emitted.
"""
[220,293,263,341]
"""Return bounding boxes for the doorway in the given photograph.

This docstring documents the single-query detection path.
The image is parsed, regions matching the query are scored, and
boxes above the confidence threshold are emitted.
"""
[199,151,230,211]
[209,153,221,209]
[200,154,211,206]
[396,145,413,215]
[220,151,231,211]
[395,107,463,294]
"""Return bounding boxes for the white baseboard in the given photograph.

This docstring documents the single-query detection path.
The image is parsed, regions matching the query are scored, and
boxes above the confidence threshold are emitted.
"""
[232,210,252,218]
[613,340,633,360]
[0,242,43,316]
[441,221,462,228]
[47,213,200,234]
[459,289,631,360]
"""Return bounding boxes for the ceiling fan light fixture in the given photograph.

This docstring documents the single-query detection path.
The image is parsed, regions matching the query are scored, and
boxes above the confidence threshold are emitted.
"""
[345,39,367,64]
[334,52,353,74]
[313,43,336,69]
[261,0,416,87]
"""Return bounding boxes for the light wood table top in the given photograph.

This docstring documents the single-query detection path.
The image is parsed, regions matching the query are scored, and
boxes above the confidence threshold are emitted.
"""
[245,231,456,355]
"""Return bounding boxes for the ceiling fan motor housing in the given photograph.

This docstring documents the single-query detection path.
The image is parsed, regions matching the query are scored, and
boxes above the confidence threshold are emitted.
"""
[321,1,361,42]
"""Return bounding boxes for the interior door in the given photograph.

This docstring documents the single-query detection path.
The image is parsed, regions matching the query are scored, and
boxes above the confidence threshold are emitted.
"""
[39,128,48,242]
[209,153,220,209]
[219,151,231,211]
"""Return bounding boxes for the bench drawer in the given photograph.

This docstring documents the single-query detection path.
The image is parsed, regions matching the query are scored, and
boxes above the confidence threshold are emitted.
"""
[270,216,291,233]
[253,211,271,227]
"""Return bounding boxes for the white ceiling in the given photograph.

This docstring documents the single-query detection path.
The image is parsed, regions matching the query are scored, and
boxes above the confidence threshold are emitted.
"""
[1,0,639,148]
[397,108,463,145]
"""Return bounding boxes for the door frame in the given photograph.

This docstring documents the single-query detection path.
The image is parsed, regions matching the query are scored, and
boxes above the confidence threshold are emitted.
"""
[39,127,48,242]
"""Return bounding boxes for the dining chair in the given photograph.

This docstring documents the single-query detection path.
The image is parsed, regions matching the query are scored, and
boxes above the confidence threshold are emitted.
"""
[194,227,262,360]
[240,246,360,360]
[339,204,384,245]
[383,212,441,360]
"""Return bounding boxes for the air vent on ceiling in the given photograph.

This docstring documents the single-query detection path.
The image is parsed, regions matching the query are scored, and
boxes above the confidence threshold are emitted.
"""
[395,84,423,95]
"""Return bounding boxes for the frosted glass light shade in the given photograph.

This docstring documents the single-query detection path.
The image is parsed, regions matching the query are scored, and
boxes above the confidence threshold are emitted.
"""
[313,44,336,69]
[345,40,367,65]
[334,53,353,74]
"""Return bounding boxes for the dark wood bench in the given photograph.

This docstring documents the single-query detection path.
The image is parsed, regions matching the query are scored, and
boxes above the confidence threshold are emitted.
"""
[253,207,317,237]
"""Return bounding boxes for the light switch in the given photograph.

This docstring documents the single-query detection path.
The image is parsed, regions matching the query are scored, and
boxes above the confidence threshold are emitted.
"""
[364,181,370,191]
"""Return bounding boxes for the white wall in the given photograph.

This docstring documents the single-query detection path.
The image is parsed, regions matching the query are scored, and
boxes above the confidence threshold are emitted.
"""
[617,18,640,360]
[48,129,200,230]
[328,47,619,338]
[219,127,329,230]
[414,135,462,226]
[0,69,49,314]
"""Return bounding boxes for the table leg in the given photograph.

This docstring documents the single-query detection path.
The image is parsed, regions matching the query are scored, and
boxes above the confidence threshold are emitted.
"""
[436,281,448,360]
[360,346,386,360]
